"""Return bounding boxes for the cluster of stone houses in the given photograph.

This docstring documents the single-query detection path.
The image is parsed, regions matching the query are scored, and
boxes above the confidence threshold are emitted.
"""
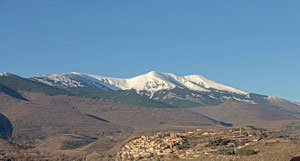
[118,132,185,160]
[192,128,263,155]
[118,127,265,160]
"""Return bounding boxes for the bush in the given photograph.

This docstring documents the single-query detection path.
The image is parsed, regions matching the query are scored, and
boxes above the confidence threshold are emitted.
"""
[206,138,229,147]
[238,149,256,156]
[225,151,235,155]
[220,139,229,146]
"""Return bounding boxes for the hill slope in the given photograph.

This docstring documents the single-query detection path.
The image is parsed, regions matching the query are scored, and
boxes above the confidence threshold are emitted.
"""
[65,87,174,108]
[190,100,299,129]
[0,112,12,140]
[0,92,132,140]
[0,73,68,96]
[0,84,28,101]
[0,91,232,142]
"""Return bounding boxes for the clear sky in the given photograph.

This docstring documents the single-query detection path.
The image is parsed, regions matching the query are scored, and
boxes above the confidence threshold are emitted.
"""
[0,0,299,102]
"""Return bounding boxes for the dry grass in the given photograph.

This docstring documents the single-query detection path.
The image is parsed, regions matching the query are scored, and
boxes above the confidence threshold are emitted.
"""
[189,100,299,131]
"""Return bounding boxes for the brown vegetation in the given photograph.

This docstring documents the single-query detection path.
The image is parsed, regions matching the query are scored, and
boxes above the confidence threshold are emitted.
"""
[0,91,228,160]
[189,100,299,130]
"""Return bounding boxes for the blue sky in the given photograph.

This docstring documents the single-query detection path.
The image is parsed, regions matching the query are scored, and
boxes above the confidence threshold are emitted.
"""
[0,0,299,102]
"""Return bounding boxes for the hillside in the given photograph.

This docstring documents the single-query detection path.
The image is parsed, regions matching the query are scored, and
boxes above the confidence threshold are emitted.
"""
[68,96,232,129]
[0,84,28,101]
[0,90,232,155]
[0,73,68,96]
[65,87,175,108]
[0,92,133,141]
[189,100,299,130]
[0,112,12,140]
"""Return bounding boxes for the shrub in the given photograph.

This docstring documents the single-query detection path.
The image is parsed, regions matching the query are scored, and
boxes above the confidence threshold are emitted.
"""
[220,139,229,146]
[226,151,235,155]
[206,138,229,147]
[237,149,256,156]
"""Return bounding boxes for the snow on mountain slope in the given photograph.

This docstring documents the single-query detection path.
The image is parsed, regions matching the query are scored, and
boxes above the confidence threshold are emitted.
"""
[0,72,11,77]
[32,72,121,91]
[184,75,248,95]
[32,71,248,96]
[88,71,209,94]
[265,96,300,113]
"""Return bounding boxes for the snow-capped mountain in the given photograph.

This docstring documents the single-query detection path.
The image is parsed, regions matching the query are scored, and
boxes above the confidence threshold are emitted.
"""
[31,71,252,107]
[1,71,299,114]
[32,71,247,95]
[31,71,300,109]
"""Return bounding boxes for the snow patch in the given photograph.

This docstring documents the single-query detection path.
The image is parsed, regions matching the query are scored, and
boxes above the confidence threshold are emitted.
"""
[0,72,10,76]
[266,96,283,102]
[184,75,248,95]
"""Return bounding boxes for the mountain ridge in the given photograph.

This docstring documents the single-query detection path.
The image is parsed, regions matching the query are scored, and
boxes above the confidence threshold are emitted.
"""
[2,71,299,109]
[31,71,248,95]
[30,71,255,107]
[0,73,175,108]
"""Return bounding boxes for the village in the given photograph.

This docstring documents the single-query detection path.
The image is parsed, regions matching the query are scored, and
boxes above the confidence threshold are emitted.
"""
[117,126,272,160]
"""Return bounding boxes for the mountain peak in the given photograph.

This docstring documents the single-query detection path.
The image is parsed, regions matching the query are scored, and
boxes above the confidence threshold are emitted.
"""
[142,71,178,79]
[0,72,17,77]
[147,71,159,74]
[144,71,164,76]
[69,72,82,75]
